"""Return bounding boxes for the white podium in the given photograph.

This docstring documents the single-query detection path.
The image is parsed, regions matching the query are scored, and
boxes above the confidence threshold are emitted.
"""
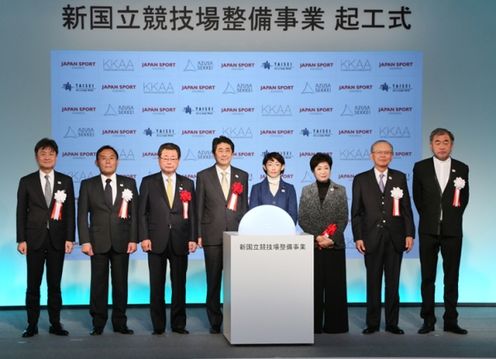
[223,232,314,344]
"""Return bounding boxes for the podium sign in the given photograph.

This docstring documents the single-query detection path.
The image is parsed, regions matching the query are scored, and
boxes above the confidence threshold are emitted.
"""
[223,232,314,344]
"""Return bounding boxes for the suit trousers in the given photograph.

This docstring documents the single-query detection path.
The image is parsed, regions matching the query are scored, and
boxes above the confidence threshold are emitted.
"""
[89,249,129,330]
[419,230,462,325]
[148,241,188,332]
[314,248,349,333]
[25,230,65,326]
[364,230,402,328]
[203,245,223,329]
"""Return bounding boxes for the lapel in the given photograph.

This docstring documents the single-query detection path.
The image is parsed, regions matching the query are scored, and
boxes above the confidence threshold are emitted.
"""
[51,172,65,210]
[32,172,49,209]
[368,169,383,194]
[261,178,274,199]
[230,169,242,198]
[308,182,323,208]
[114,175,126,210]
[155,173,170,208]
[175,174,189,209]
[93,176,107,208]
[428,158,443,196]
[383,169,394,195]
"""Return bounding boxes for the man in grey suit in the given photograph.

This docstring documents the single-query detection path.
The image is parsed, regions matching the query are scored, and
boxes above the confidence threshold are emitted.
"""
[196,136,249,333]
[351,140,415,335]
[78,145,138,335]
[139,143,197,335]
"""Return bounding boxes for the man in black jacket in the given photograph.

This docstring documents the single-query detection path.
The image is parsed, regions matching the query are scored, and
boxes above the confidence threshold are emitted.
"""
[413,128,469,335]
[16,138,75,337]
[78,145,138,335]
[139,143,197,335]
[352,140,414,335]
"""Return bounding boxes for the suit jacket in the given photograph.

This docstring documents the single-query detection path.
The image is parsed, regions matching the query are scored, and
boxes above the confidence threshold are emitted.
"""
[196,165,249,246]
[16,171,75,250]
[298,181,348,249]
[139,172,197,255]
[249,178,298,224]
[413,157,469,237]
[78,175,138,254]
[351,168,415,254]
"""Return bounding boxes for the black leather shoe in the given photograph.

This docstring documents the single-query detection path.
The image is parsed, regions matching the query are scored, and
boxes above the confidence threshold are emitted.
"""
[386,325,405,334]
[418,323,435,334]
[90,327,103,336]
[152,329,165,335]
[444,324,468,335]
[22,326,38,338]
[362,326,379,334]
[114,327,134,335]
[209,326,221,334]
[172,328,189,334]
[49,325,69,336]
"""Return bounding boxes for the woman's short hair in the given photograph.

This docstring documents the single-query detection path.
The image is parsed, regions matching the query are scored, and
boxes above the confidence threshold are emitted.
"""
[309,152,332,172]
[262,152,286,174]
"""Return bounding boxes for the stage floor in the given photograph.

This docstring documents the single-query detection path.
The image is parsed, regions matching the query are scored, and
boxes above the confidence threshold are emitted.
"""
[1,306,494,358]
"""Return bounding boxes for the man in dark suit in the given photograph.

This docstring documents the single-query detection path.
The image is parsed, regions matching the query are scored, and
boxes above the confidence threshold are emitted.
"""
[413,128,469,335]
[351,140,414,335]
[78,145,138,335]
[196,136,249,333]
[139,143,197,335]
[16,138,75,337]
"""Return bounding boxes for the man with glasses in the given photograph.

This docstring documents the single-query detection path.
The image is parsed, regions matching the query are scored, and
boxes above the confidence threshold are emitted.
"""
[16,138,75,337]
[139,143,197,335]
[351,140,414,335]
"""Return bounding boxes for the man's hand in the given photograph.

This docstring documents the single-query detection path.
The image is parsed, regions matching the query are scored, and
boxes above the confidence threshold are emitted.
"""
[141,239,152,252]
[127,242,137,254]
[17,241,27,255]
[65,241,74,254]
[188,241,197,253]
[197,237,203,248]
[81,243,94,256]
[355,239,366,255]
[405,236,414,253]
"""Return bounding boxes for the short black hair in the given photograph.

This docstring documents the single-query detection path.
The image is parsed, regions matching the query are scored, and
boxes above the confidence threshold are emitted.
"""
[262,152,286,174]
[96,145,119,160]
[309,153,333,172]
[370,140,393,153]
[34,138,58,155]
[158,142,181,159]
[430,128,454,143]
[212,136,234,153]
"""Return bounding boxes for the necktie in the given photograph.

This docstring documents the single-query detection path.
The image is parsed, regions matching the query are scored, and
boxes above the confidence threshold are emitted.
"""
[44,175,52,207]
[166,177,174,207]
[105,178,113,207]
[221,171,229,200]
[379,173,385,193]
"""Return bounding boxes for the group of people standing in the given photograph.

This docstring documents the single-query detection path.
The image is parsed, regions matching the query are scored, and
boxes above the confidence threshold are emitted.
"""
[16,128,469,339]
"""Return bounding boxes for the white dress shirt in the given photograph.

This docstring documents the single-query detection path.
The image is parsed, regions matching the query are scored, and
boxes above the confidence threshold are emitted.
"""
[433,156,451,193]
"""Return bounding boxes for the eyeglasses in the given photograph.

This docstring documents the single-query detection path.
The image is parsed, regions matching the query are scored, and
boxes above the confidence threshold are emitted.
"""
[160,157,178,161]
[372,151,393,155]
